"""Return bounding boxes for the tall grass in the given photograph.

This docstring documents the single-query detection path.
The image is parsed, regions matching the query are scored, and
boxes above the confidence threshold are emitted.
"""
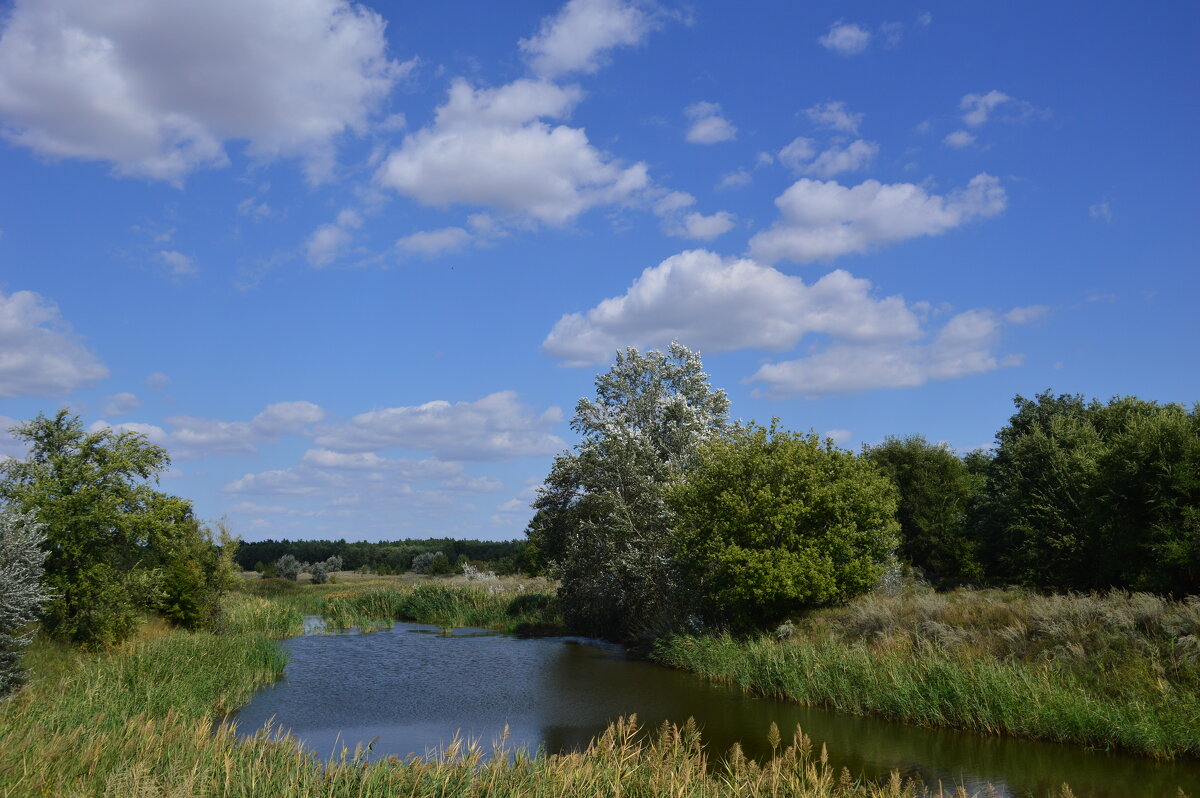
[654,587,1200,759]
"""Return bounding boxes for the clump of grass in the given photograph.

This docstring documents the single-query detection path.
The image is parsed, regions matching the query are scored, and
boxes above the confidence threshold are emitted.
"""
[653,587,1200,759]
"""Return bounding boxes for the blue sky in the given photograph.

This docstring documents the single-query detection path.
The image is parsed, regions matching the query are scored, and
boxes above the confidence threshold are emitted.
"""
[1,0,1196,543]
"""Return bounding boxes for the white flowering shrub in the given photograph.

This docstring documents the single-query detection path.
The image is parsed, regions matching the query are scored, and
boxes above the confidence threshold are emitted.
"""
[1,508,49,695]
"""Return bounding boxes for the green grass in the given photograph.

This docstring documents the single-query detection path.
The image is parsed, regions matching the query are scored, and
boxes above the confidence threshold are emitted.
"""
[0,579,1015,797]
[652,587,1200,759]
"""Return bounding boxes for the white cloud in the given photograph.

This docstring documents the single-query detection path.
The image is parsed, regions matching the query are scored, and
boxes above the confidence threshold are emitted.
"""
[93,400,325,459]
[652,191,735,241]
[665,211,736,241]
[301,448,463,480]
[157,250,197,276]
[717,169,751,190]
[0,289,108,398]
[101,391,141,416]
[376,78,648,225]
[804,139,879,178]
[943,130,976,148]
[306,209,363,267]
[542,250,921,366]
[313,391,564,460]
[396,227,472,257]
[1089,201,1113,223]
[804,101,863,134]
[145,371,171,391]
[520,0,651,79]
[1004,304,1049,324]
[819,22,871,55]
[441,475,504,493]
[748,173,1007,264]
[880,22,904,48]
[961,90,1011,127]
[684,101,737,144]
[824,428,853,446]
[917,12,933,26]
[0,0,407,183]
[778,137,816,171]
[749,306,1039,399]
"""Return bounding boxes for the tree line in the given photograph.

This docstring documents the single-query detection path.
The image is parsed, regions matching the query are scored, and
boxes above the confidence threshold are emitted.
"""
[237,537,532,576]
[527,344,1199,641]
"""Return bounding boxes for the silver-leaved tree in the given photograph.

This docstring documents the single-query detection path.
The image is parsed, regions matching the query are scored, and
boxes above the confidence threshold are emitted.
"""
[0,508,49,696]
[527,343,729,640]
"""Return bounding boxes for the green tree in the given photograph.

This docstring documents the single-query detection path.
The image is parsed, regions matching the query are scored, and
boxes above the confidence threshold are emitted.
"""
[0,508,50,695]
[865,435,982,587]
[527,343,729,639]
[972,392,1199,592]
[0,411,225,646]
[668,422,900,630]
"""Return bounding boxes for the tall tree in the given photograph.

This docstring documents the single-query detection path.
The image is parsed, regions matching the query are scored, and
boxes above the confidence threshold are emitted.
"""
[865,435,982,587]
[0,410,221,646]
[527,343,729,639]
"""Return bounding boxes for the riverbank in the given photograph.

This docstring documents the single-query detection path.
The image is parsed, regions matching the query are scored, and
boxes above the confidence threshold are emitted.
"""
[653,586,1200,760]
[3,577,994,798]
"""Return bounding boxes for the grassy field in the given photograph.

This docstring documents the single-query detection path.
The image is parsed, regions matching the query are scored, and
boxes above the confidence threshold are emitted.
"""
[0,574,1033,798]
[654,586,1200,760]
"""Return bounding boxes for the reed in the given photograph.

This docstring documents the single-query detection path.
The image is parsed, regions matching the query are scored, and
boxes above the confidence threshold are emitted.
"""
[653,588,1200,759]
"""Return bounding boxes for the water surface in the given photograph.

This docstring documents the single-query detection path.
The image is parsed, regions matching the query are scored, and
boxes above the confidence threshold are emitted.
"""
[235,620,1200,798]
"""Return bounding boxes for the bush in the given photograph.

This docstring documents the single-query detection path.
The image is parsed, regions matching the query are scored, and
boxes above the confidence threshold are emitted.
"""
[411,551,452,575]
[668,421,900,630]
[274,554,302,581]
[0,508,49,695]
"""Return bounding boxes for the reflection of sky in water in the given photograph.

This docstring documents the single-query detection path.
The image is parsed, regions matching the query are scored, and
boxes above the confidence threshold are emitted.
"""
[233,621,1200,798]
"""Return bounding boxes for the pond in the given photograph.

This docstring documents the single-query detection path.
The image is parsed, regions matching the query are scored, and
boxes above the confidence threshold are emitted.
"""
[234,620,1200,798]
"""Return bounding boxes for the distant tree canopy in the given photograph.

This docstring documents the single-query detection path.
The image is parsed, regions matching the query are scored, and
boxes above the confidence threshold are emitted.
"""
[670,422,900,630]
[971,392,1199,593]
[865,435,983,588]
[240,538,532,576]
[0,411,236,648]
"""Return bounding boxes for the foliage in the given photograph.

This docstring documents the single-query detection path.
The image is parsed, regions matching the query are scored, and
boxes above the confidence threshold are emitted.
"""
[864,435,982,587]
[0,410,226,647]
[236,537,532,576]
[411,550,452,575]
[655,587,1200,759]
[528,343,730,639]
[274,554,303,581]
[971,392,1200,592]
[668,422,900,630]
[0,508,50,695]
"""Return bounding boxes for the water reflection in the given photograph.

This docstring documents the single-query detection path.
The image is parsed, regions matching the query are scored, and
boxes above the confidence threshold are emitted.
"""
[234,622,1200,798]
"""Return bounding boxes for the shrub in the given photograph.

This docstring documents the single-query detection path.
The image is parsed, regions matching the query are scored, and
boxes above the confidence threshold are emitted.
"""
[668,421,900,630]
[274,555,302,581]
[0,508,49,695]
[411,551,451,575]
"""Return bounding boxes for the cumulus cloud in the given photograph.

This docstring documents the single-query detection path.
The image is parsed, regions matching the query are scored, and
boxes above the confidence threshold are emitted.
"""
[803,140,879,178]
[306,209,362,267]
[145,371,171,391]
[0,289,108,398]
[1089,201,1113,223]
[301,448,463,480]
[0,0,407,183]
[778,137,817,171]
[313,391,564,460]
[101,392,141,417]
[542,250,921,366]
[396,227,472,257]
[943,130,976,148]
[804,101,863,134]
[520,0,651,79]
[961,90,1011,127]
[819,22,871,55]
[717,169,751,190]
[684,101,737,144]
[652,191,735,241]
[93,400,325,459]
[748,173,1007,264]
[749,306,1041,399]
[375,78,648,225]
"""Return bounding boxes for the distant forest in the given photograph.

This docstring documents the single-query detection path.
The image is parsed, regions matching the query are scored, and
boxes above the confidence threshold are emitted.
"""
[236,537,532,575]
